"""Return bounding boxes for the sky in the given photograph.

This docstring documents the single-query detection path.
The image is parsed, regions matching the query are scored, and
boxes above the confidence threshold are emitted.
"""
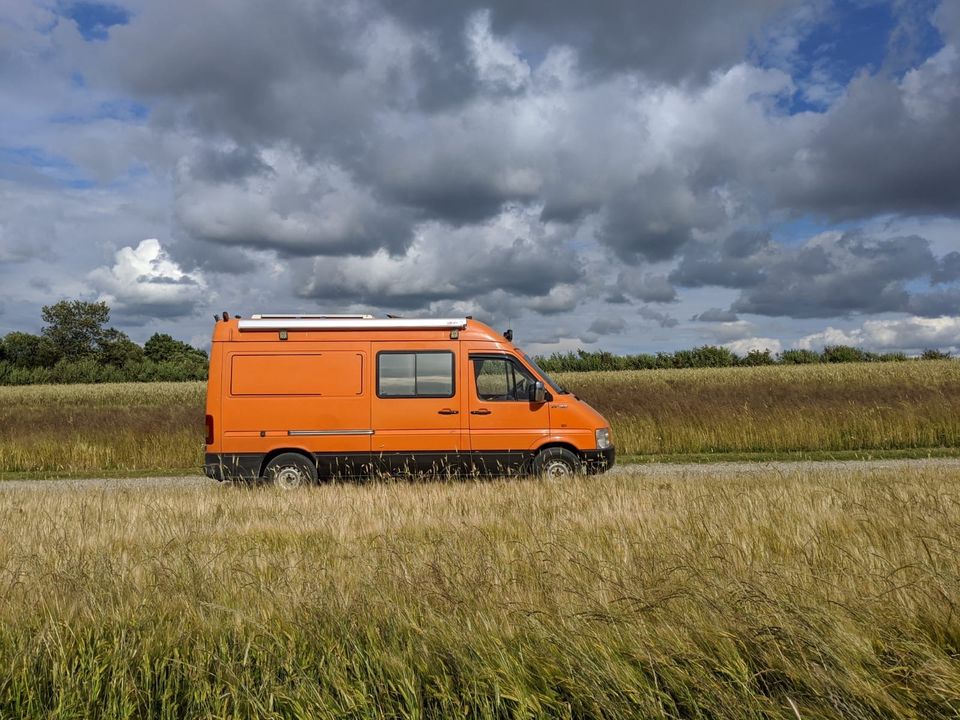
[0,0,958,355]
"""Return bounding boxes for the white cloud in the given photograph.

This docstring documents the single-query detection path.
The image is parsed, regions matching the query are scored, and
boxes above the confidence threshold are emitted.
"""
[466,10,530,92]
[88,239,208,318]
[797,316,960,353]
[723,337,783,355]
[175,148,413,257]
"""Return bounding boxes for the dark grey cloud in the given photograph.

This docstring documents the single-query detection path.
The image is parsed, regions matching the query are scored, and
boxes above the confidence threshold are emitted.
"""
[933,252,960,284]
[389,0,804,83]
[637,306,679,328]
[587,315,626,336]
[774,70,960,220]
[291,218,582,310]
[99,0,365,149]
[676,230,957,319]
[175,151,417,257]
[610,272,678,304]
[188,147,273,183]
[671,233,773,289]
[905,286,960,317]
[692,308,741,322]
[597,171,725,263]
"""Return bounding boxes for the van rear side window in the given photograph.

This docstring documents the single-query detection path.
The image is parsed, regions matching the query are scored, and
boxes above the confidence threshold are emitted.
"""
[377,352,454,398]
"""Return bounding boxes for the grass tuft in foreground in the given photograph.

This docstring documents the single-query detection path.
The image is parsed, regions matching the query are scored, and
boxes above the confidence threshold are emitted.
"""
[0,465,958,717]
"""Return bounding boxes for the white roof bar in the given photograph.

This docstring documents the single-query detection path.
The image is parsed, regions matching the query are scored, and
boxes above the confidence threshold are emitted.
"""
[250,313,374,319]
[238,318,468,332]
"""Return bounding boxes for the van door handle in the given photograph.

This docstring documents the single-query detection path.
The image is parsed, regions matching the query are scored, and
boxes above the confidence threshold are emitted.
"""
[437,408,459,415]
[470,409,492,415]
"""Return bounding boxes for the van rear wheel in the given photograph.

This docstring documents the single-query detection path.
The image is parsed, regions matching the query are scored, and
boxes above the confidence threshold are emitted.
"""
[263,453,317,489]
[531,447,581,479]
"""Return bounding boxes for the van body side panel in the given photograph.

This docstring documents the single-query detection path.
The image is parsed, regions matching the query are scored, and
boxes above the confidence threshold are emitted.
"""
[545,403,604,451]
[220,341,372,457]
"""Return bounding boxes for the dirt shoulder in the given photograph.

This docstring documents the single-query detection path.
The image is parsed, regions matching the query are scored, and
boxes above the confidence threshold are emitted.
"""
[1,456,958,491]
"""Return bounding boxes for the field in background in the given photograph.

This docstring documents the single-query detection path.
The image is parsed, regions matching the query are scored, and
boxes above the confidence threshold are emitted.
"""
[569,360,960,456]
[0,382,203,476]
[1,360,958,475]
[1,465,958,717]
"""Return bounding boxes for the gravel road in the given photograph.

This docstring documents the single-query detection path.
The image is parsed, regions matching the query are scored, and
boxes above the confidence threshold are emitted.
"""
[1,457,957,491]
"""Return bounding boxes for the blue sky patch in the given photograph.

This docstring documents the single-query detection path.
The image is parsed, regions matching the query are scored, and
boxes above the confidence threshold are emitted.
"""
[763,0,944,114]
[51,99,149,125]
[0,145,95,187]
[63,1,130,41]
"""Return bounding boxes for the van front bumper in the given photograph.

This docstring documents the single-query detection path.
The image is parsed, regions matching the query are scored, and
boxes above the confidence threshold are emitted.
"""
[582,447,615,474]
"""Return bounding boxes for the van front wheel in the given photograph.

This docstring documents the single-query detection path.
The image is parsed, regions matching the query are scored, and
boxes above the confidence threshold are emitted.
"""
[263,453,318,489]
[531,447,581,479]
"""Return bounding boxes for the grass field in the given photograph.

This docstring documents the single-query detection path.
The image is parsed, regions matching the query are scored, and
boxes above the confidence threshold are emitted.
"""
[0,465,958,718]
[1,360,958,476]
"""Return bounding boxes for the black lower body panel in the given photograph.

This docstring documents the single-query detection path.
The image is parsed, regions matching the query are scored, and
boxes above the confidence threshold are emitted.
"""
[582,447,616,474]
[204,447,614,482]
[203,453,262,481]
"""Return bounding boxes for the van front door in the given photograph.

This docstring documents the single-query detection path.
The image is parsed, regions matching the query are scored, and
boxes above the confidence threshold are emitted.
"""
[370,345,466,474]
[467,354,549,474]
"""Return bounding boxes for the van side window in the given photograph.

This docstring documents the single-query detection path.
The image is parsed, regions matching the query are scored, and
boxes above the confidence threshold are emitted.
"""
[377,352,455,398]
[473,356,535,401]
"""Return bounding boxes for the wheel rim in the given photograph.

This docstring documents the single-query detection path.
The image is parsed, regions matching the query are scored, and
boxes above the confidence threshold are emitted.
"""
[274,465,305,489]
[543,458,573,479]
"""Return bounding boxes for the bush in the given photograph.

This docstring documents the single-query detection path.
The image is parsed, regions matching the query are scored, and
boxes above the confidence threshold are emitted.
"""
[822,345,869,364]
[778,349,821,364]
[921,349,951,360]
[673,346,738,369]
[739,349,776,366]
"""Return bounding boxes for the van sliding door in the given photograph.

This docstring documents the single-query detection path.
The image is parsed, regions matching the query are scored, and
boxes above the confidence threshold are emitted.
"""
[370,343,466,473]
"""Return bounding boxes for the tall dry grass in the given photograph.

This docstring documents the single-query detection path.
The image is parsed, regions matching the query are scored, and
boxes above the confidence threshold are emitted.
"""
[0,360,958,474]
[558,360,960,455]
[0,382,203,474]
[0,465,958,717]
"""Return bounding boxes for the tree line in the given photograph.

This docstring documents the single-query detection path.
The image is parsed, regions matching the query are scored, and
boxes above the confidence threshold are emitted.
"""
[534,345,953,373]
[0,300,208,385]
[2,300,954,384]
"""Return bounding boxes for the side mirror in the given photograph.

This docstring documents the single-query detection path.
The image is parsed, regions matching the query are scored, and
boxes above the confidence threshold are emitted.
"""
[529,381,547,403]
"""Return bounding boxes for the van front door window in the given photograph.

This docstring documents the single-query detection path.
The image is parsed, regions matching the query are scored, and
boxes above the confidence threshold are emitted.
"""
[474,357,534,401]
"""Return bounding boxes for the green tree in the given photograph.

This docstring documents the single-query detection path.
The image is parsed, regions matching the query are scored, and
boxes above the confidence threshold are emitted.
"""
[40,300,110,361]
[144,333,207,363]
[98,328,145,367]
[921,348,951,360]
[2,332,60,368]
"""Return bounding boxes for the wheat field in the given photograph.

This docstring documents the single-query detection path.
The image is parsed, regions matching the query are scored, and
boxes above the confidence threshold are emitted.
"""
[1,361,959,475]
[0,464,958,718]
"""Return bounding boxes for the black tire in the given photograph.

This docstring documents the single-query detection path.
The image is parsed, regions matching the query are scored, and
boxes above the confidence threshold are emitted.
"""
[262,453,318,489]
[531,447,581,479]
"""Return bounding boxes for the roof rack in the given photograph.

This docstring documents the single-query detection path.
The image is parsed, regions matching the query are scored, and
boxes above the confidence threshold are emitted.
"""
[250,313,374,320]
[237,317,469,332]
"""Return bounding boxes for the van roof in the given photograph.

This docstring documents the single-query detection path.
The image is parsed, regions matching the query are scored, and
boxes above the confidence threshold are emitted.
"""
[212,315,511,344]
[238,317,467,332]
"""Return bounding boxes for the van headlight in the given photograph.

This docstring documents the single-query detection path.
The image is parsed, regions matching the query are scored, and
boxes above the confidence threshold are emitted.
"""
[595,428,612,450]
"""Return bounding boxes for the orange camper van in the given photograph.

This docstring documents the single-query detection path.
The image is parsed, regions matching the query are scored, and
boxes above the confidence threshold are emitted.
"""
[203,314,614,487]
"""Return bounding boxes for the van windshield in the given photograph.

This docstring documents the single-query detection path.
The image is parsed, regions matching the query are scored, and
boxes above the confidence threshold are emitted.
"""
[520,352,568,395]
